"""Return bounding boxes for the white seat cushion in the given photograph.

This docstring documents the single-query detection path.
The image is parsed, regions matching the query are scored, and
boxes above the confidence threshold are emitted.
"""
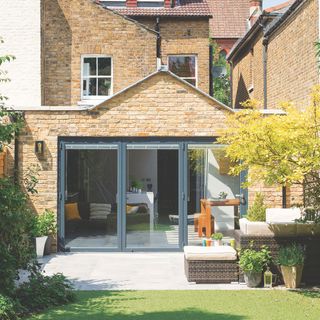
[184,246,237,261]
[266,208,301,223]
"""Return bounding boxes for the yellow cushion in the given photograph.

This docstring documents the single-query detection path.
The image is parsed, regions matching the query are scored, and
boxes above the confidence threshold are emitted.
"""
[126,205,139,214]
[65,203,81,221]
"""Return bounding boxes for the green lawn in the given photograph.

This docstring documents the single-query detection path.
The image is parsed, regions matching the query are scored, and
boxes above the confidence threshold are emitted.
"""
[27,290,320,320]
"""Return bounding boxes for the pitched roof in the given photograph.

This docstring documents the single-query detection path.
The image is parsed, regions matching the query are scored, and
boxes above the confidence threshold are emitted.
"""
[208,0,250,39]
[106,0,212,17]
[227,0,294,61]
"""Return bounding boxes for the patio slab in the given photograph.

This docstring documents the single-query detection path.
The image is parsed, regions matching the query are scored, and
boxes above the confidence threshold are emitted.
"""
[39,252,254,290]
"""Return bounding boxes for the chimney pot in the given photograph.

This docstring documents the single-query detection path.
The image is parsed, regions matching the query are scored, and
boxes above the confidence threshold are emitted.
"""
[249,0,262,27]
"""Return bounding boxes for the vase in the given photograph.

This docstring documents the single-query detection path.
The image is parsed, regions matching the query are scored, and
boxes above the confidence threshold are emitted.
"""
[281,265,304,289]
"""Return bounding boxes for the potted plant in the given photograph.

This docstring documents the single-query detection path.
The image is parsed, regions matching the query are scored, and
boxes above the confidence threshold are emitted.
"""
[239,244,271,287]
[211,233,223,246]
[32,210,57,258]
[277,243,305,289]
[218,191,228,199]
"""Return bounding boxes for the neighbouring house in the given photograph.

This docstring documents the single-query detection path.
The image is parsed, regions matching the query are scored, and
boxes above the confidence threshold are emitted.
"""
[227,0,319,207]
[0,0,288,253]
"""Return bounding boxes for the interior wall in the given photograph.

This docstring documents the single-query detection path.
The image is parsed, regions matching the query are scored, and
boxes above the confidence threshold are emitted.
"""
[127,150,158,196]
[207,149,240,231]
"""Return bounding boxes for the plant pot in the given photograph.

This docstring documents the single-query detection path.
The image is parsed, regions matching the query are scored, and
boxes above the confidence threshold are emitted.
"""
[44,235,53,255]
[280,265,304,289]
[213,240,222,246]
[244,271,262,288]
[36,236,48,258]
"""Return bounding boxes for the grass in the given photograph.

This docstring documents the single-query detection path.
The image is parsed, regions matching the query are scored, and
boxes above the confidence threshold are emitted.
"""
[26,290,320,320]
[127,223,174,232]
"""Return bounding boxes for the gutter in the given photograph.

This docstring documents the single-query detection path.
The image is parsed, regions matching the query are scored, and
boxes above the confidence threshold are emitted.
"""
[264,0,307,37]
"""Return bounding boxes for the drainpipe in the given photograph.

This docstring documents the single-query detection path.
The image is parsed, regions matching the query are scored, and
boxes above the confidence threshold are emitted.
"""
[209,45,213,97]
[9,113,21,184]
[262,36,268,109]
[229,60,234,108]
[282,186,287,208]
[155,17,161,69]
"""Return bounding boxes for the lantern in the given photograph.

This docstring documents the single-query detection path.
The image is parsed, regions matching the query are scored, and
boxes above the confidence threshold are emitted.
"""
[264,267,273,288]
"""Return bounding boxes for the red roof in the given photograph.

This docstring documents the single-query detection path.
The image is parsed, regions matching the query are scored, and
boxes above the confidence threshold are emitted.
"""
[208,0,250,38]
[109,0,212,17]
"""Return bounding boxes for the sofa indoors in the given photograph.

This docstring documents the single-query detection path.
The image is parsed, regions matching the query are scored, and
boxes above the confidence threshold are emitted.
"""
[65,202,150,238]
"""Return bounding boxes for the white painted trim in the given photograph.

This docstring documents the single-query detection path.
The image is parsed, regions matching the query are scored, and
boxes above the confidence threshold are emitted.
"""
[167,55,198,88]
[80,54,113,100]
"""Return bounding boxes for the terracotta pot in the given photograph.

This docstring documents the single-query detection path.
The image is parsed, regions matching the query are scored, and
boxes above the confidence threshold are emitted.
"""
[281,265,304,289]
[244,271,262,288]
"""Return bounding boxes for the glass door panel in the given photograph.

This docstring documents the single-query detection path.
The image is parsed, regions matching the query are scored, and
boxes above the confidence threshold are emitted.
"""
[126,144,180,249]
[187,145,240,246]
[64,145,119,249]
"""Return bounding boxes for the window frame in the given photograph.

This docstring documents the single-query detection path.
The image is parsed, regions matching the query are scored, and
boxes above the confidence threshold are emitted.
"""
[81,54,113,101]
[167,54,198,87]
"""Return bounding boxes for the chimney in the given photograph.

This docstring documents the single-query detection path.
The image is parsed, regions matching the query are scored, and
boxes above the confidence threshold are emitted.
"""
[249,0,262,27]
[126,0,137,7]
[164,0,176,8]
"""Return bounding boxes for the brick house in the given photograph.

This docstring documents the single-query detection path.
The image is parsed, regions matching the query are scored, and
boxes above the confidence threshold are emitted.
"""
[227,0,319,207]
[0,0,264,252]
[228,0,319,109]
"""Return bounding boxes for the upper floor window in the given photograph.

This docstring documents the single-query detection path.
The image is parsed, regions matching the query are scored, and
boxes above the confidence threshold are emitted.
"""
[168,55,197,86]
[82,56,112,100]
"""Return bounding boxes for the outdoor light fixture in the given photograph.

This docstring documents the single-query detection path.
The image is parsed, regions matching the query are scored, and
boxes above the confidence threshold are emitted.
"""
[35,141,44,155]
[264,267,273,288]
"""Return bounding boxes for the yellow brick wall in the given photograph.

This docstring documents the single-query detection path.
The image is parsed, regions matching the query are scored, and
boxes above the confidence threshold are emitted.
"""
[17,72,230,215]
[42,0,157,106]
[267,0,319,108]
[232,31,265,108]
[136,17,210,94]
[0,151,5,178]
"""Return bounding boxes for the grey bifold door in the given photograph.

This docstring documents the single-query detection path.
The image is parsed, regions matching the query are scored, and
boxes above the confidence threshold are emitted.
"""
[60,143,121,251]
[59,142,184,251]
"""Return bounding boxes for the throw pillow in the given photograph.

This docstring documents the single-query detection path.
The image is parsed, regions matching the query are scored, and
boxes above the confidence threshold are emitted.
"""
[65,203,81,221]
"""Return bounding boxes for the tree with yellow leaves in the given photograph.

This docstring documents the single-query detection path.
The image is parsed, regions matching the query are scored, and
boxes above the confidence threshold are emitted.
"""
[218,86,320,209]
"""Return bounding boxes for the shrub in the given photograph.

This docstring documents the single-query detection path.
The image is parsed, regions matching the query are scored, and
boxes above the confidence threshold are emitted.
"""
[0,178,35,294]
[246,193,267,222]
[211,233,223,240]
[15,269,75,314]
[31,210,57,237]
[0,294,19,320]
[239,244,271,273]
[277,243,305,267]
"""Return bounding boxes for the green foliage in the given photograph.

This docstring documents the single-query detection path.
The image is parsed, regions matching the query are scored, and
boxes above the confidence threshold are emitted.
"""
[23,165,40,195]
[277,243,305,267]
[0,178,35,295]
[15,270,75,315]
[218,86,320,210]
[211,232,223,240]
[211,40,231,106]
[246,193,267,222]
[0,38,23,152]
[31,210,57,238]
[239,244,271,273]
[0,294,19,320]
[131,179,143,190]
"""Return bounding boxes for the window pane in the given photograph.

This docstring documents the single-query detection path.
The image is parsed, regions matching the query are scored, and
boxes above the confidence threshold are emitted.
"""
[98,78,112,96]
[88,78,97,96]
[184,78,196,86]
[83,58,97,76]
[98,58,112,76]
[169,56,196,78]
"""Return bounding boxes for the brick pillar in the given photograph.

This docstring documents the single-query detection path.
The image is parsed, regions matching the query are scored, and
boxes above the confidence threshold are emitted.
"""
[127,0,137,7]
[0,150,6,178]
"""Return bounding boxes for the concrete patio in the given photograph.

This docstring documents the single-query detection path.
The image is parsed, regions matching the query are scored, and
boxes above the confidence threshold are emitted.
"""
[39,252,250,291]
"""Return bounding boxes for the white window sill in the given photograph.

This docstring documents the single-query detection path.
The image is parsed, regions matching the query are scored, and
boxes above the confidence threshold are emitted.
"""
[78,99,107,107]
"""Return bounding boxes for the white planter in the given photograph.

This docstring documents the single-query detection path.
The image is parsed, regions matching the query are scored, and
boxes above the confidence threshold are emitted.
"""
[36,236,48,258]
[213,239,222,246]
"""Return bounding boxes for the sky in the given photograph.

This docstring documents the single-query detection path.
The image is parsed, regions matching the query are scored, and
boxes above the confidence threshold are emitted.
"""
[263,0,288,8]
